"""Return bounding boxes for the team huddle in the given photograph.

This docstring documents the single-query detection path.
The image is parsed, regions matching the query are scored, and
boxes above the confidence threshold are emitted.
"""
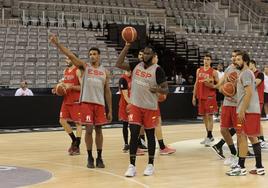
[193,50,266,176]
[49,32,266,177]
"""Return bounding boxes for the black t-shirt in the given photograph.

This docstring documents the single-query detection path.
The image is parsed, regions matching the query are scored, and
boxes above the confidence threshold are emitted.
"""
[119,77,128,90]
[129,61,166,85]
[256,71,264,81]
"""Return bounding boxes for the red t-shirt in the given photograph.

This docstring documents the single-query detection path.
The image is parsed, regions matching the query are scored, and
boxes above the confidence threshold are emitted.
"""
[254,70,264,104]
[196,67,216,100]
[63,67,80,104]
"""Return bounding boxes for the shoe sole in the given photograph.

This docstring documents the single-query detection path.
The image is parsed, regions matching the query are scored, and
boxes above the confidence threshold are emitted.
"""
[87,165,95,168]
[211,147,225,159]
[249,170,265,175]
[144,173,153,176]
[96,166,105,168]
[125,172,136,177]
[125,174,136,177]
[226,173,247,176]
[160,151,176,155]
[70,152,80,156]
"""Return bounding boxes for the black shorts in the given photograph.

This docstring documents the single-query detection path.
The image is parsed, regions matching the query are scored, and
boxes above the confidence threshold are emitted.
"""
[216,90,224,102]
[265,93,268,103]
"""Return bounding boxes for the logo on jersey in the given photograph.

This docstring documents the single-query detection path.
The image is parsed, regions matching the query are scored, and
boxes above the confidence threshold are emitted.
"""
[64,75,75,81]
[88,69,104,76]
[128,114,133,121]
[86,115,91,122]
[135,69,152,78]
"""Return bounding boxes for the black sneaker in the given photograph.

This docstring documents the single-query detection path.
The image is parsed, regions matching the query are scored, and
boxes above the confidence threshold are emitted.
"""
[87,157,95,168]
[122,144,129,153]
[96,158,105,168]
[211,145,225,159]
[70,146,80,156]
[246,151,255,158]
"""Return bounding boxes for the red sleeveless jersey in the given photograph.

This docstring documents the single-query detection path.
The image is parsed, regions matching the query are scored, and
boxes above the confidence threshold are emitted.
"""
[196,67,216,99]
[119,74,131,109]
[63,67,80,104]
[254,70,264,104]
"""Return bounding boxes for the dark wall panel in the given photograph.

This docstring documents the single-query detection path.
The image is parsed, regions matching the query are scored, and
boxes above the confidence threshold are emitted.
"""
[0,94,197,129]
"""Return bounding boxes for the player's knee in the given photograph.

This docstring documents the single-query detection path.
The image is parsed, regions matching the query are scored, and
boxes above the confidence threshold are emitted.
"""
[95,126,102,135]
[59,118,66,125]
[86,126,93,134]
[220,128,229,135]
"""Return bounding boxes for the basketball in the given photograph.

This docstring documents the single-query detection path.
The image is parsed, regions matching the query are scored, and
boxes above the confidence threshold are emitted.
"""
[55,83,67,96]
[158,94,167,102]
[121,26,137,43]
[227,71,238,83]
[221,82,236,97]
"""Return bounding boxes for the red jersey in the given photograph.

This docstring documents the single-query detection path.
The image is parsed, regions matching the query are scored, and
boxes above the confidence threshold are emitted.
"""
[254,70,264,104]
[63,67,80,104]
[196,67,216,99]
[119,74,131,109]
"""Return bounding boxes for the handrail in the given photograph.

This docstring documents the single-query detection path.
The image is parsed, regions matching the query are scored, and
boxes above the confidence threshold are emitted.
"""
[0,18,20,26]
[199,0,226,23]
[236,0,268,20]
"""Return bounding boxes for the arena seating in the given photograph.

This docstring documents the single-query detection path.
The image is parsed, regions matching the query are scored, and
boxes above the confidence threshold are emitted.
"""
[0,25,124,88]
[177,32,268,68]
[0,0,268,89]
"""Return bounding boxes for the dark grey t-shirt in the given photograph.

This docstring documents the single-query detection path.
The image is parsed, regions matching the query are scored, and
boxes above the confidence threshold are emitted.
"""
[236,69,260,114]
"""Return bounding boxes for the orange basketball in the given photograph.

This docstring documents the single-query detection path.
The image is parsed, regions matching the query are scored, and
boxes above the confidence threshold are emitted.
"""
[121,26,137,43]
[158,94,167,102]
[55,83,67,96]
[221,82,236,97]
[227,71,238,83]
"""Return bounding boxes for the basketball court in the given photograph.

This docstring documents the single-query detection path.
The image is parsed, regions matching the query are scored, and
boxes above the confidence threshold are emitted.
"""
[1,121,267,188]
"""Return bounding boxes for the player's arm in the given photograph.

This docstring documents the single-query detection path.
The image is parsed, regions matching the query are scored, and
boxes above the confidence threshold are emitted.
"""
[104,70,113,122]
[49,34,86,70]
[214,73,226,89]
[192,68,199,105]
[116,43,131,71]
[238,85,252,122]
[255,72,264,87]
[204,70,219,88]
[149,67,168,95]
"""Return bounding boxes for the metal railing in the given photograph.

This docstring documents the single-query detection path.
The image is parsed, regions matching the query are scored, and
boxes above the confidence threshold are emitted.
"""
[227,0,268,32]
[0,9,20,26]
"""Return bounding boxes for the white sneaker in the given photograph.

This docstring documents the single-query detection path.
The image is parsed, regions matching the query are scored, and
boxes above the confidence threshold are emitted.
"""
[124,164,136,177]
[226,165,247,176]
[143,164,154,176]
[200,138,206,144]
[260,141,268,149]
[230,157,239,168]
[224,155,238,166]
[249,167,266,175]
[204,137,213,147]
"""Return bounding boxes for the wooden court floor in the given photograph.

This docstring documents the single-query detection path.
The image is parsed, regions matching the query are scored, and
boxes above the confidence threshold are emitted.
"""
[1,121,268,188]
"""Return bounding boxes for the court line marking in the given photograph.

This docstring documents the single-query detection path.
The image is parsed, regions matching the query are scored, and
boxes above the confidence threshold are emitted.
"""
[0,156,150,188]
